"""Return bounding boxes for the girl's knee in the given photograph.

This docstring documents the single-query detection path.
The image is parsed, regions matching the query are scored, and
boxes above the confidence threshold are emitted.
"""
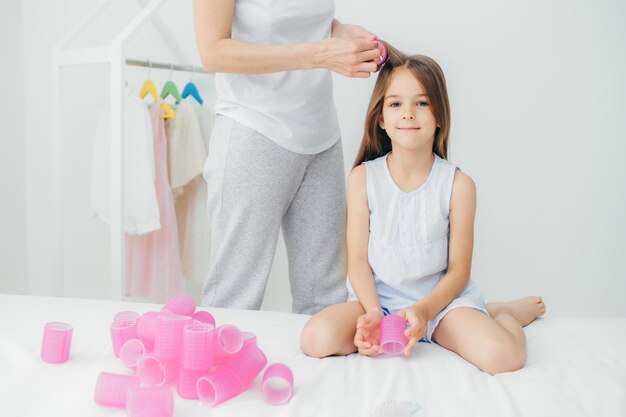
[300,315,349,359]
[300,316,330,358]
[478,336,527,375]
[300,319,320,357]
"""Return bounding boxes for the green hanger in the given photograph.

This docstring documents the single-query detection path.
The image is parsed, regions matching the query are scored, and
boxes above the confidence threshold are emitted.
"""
[160,63,182,104]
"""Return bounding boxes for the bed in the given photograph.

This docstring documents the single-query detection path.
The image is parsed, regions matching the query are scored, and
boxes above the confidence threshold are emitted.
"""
[1,294,624,417]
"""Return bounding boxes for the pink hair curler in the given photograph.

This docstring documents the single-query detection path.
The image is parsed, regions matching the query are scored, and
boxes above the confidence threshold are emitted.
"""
[119,339,146,369]
[241,332,257,348]
[162,293,196,316]
[380,314,408,355]
[182,322,214,370]
[113,311,140,322]
[196,367,241,407]
[153,310,191,359]
[137,311,159,351]
[137,354,179,387]
[261,363,294,405]
[110,319,138,358]
[94,371,140,408]
[209,325,244,365]
[40,322,73,364]
[126,386,173,417]
[196,343,267,407]
[191,310,216,327]
[374,40,389,71]
[222,343,267,390]
[177,367,206,400]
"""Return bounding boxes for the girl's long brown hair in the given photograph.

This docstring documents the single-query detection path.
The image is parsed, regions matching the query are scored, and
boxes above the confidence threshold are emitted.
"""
[353,44,451,168]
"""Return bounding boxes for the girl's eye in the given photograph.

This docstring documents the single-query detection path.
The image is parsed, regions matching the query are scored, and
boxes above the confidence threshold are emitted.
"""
[417,101,429,107]
[389,102,400,107]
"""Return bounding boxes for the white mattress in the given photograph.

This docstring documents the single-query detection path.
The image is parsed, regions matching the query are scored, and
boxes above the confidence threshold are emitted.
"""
[1,294,625,417]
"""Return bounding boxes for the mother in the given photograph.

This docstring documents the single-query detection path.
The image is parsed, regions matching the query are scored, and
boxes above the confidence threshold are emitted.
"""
[193,0,381,314]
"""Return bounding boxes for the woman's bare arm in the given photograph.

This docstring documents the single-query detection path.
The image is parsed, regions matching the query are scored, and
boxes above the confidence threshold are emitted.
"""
[193,0,380,76]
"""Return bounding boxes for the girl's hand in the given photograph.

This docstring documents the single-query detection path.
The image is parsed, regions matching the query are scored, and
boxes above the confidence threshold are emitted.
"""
[314,38,380,78]
[354,310,384,357]
[333,23,378,42]
[398,303,430,357]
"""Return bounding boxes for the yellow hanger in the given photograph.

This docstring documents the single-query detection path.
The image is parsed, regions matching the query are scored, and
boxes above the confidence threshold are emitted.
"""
[138,60,176,119]
[139,79,159,101]
[160,102,176,119]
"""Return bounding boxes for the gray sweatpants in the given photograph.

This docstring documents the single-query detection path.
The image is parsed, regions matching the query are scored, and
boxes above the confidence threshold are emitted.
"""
[201,115,348,314]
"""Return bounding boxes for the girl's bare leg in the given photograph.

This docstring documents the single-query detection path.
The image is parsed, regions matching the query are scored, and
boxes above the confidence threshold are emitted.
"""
[432,297,544,375]
[300,301,365,358]
[486,296,546,327]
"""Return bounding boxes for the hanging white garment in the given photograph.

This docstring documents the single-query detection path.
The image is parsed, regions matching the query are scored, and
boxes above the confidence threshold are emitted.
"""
[166,98,207,191]
[90,85,160,235]
[165,98,213,283]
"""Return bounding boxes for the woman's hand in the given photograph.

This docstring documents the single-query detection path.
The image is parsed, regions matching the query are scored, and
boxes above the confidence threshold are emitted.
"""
[314,38,380,78]
[354,310,383,357]
[398,303,430,357]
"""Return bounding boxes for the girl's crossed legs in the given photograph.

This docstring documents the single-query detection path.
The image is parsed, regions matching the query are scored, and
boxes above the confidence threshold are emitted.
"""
[300,297,545,375]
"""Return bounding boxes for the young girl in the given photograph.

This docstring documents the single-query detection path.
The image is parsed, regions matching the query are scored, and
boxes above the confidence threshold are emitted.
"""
[300,44,546,375]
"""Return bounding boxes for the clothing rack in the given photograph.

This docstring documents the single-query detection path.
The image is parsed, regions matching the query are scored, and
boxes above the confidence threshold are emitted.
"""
[125,59,209,74]
[51,0,210,300]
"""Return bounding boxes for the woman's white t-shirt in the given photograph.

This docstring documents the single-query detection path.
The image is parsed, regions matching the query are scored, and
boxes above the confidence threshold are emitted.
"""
[214,0,340,154]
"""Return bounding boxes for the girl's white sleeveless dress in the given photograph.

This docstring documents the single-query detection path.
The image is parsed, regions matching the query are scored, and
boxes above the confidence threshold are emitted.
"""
[347,153,488,342]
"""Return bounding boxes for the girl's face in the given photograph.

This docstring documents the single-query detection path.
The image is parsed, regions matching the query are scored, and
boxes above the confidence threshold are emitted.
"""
[379,67,438,152]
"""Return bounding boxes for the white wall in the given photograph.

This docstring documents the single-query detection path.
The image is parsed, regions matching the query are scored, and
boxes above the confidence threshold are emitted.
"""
[0,0,28,295]
[3,0,625,316]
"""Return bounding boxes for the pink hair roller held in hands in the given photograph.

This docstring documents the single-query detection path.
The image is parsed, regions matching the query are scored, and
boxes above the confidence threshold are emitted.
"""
[380,314,408,355]
[374,40,389,71]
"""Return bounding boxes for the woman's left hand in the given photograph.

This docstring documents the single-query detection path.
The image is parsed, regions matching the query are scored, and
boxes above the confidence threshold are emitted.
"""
[398,303,430,357]
[333,23,378,42]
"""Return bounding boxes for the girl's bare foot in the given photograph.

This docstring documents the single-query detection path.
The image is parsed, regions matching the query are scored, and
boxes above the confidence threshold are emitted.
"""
[486,296,546,327]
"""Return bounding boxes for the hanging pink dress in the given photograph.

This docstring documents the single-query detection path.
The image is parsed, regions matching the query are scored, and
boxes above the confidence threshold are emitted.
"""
[125,102,182,302]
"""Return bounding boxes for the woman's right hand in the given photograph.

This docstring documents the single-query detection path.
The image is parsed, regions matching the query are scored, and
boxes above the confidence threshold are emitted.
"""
[314,38,381,78]
[354,310,384,356]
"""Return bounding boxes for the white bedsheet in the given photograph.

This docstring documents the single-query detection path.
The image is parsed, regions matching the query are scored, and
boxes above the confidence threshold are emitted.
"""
[1,294,625,417]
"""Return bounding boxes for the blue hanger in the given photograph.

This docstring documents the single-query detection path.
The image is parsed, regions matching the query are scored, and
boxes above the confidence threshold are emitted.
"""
[181,66,204,105]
